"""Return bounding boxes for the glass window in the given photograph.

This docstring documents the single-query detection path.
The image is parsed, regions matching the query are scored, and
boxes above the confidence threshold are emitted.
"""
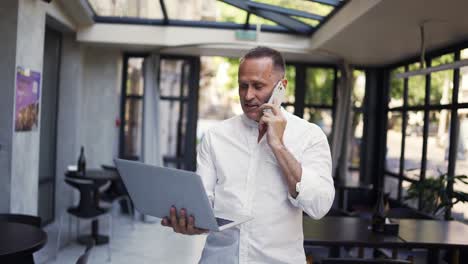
[88,0,163,19]
[430,69,453,105]
[305,68,334,105]
[159,60,190,98]
[402,180,418,209]
[253,0,334,17]
[303,107,332,137]
[349,112,363,167]
[386,111,402,174]
[455,112,468,176]
[389,67,405,108]
[126,58,144,96]
[425,110,451,178]
[387,50,468,217]
[430,54,454,105]
[453,113,468,220]
[404,111,424,180]
[292,16,320,27]
[384,176,399,200]
[249,14,278,26]
[216,1,247,23]
[353,70,365,107]
[431,53,455,67]
[285,65,296,104]
[123,98,143,159]
[459,66,468,103]
[198,56,241,142]
[408,62,426,106]
[159,100,188,163]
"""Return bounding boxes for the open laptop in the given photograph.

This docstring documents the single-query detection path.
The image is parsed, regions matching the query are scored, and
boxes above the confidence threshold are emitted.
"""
[114,158,252,232]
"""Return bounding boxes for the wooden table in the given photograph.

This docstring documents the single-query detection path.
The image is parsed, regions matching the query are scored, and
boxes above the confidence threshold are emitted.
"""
[0,222,47,263]
[66,169,118,245]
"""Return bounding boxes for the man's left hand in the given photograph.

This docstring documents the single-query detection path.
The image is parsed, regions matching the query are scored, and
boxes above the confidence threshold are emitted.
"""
[258,102,286,149]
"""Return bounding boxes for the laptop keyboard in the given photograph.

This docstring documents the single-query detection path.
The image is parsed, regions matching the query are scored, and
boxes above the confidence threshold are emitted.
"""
[215,217,234,226]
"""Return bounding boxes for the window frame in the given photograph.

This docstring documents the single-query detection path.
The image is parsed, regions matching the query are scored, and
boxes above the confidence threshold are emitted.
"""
[385,48,468,219]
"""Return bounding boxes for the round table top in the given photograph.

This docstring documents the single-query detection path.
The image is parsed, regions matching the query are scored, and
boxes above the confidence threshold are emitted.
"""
[66,169,119,181]
[0,222,47,257]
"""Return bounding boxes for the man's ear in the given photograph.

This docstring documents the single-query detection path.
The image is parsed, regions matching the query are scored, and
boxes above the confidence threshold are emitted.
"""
[282,79,288,88]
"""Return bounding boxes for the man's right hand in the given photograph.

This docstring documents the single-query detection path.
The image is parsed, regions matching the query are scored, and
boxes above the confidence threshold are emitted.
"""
[161,206,208,235]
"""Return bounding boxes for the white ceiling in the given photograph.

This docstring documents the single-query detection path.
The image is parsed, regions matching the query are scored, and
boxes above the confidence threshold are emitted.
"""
[315,0,468,66]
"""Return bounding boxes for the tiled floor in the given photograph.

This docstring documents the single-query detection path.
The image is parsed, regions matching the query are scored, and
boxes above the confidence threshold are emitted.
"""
[41,214,207,264]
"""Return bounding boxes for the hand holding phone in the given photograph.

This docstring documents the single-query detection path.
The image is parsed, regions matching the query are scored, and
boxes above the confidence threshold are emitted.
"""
[263,80,286,114]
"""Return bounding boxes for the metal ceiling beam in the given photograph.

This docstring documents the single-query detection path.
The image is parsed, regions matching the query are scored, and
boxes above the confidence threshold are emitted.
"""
[246,0,323,21]
[308,0,341,7]
[159,0,169,24]
[220,0,312,34]
[244,12,251,29]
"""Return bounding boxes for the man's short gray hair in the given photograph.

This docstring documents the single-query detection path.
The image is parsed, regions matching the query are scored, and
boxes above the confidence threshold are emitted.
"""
[240,46,285,76]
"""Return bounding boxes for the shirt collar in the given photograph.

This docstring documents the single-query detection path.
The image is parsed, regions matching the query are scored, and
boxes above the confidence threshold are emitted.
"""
[240,113,258,128]
[240,107,288,129]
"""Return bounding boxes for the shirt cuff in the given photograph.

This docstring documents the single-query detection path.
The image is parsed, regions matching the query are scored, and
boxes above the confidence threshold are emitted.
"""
[287,181,303,208]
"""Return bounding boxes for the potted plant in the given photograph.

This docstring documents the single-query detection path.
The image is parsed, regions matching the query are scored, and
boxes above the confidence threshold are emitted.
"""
[404,173,468,218]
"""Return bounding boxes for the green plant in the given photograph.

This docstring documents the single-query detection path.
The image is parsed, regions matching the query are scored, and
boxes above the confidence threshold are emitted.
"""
[404,173,468,216]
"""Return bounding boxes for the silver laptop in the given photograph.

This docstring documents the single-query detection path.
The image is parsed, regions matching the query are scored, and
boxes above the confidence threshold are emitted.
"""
[114,159,252,232]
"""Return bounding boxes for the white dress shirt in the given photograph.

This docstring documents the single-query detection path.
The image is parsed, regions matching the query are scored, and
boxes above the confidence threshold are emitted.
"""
[197,108,334,264]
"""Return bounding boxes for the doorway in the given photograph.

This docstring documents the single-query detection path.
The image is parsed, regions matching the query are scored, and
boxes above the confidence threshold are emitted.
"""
[38,27,61,225]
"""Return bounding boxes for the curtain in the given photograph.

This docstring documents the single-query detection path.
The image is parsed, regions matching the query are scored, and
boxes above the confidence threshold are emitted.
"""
[141,53,162,222]
[331,63,354,185]
[142,53,163,167]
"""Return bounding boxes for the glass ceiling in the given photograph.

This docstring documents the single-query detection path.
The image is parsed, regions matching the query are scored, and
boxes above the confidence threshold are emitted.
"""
[87,0,347,35]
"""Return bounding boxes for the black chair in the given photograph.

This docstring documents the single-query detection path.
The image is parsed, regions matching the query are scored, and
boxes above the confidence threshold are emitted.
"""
[56,177,112,261]
[346,189,376,218]
[0,214,41,227]
[321,258,412,264]
[76,240,95,264]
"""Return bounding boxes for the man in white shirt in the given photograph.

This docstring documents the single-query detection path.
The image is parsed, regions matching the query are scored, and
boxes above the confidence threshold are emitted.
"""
[161,46,335,263]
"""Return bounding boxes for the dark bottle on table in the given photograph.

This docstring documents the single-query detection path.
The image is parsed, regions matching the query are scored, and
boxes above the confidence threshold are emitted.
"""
[371,189,386,233]
[77,146,86,176]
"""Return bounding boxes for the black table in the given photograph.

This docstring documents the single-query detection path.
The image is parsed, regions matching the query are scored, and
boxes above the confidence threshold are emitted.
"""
[66,169,118,245]
[303,216,468,264]
[67,169,119,182]
[0,221,47,263]
[303,216,404,257]
[395,219,468,264]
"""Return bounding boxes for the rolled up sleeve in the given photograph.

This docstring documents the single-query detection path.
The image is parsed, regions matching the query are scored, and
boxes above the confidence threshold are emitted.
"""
[288,129,334,219]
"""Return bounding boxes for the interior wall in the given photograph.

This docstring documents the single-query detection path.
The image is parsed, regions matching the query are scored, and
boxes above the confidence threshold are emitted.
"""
[10,0,47,215]
[55,34,84,220]
[81,46,122,169]
[55,40,122,216]
[0,0,19,213]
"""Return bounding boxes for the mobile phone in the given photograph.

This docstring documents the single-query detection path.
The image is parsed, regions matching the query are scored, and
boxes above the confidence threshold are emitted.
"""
[263,80,286,114]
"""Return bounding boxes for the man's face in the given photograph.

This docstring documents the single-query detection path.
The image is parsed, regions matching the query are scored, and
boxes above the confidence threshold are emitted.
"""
[238,57,282,122]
